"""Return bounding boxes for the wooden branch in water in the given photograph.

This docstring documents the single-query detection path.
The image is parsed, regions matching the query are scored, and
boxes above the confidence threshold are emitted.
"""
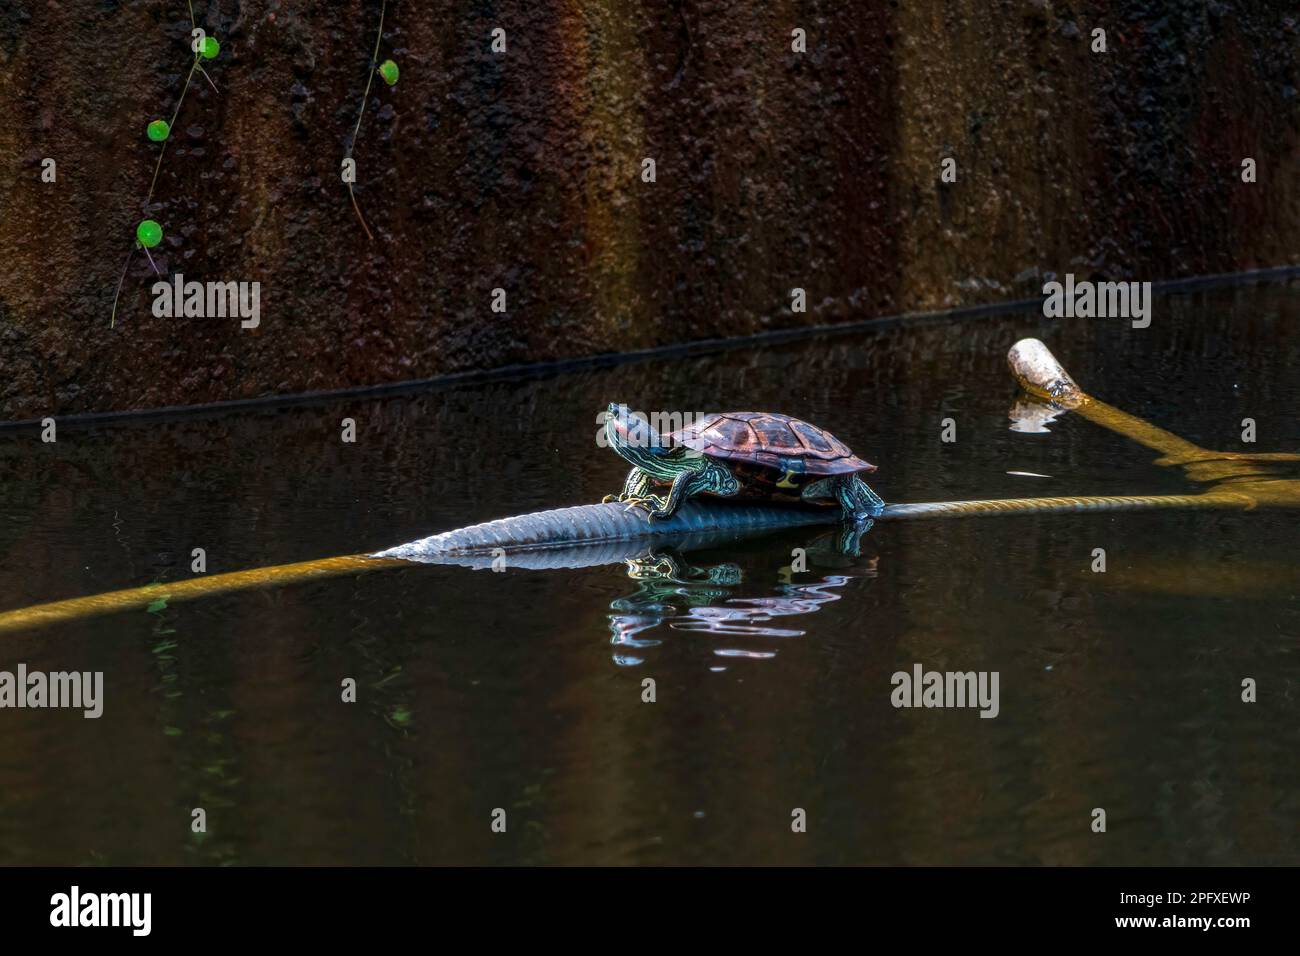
[0,491,1260,637]
[1008,338,1300,479]
[0,555,397,636]
[1,338,1286,636]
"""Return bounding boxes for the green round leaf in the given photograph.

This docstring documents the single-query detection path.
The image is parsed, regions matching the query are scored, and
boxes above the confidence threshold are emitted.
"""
[378,59,399,86]
[146,119,170,142]
[201,36,220,59]
[136,219,163,249]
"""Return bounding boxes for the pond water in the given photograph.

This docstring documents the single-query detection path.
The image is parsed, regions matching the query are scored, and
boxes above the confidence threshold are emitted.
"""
[1,279,1297,865]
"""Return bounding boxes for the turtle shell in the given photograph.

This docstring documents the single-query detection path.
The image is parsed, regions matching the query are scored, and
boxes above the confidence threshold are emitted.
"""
[670,412,876,477]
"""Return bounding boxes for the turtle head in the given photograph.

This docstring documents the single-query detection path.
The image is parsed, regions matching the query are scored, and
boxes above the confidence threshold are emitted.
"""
[605,403,688,479]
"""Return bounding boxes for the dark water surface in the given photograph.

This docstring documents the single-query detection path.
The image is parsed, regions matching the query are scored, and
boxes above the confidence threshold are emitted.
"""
[2,281,1298,865]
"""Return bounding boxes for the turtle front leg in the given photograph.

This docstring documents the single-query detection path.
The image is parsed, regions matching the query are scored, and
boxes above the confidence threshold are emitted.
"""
[604,467,651,504]
[640,462,740,521]
[641,470,694,521]
[615,468,672,516]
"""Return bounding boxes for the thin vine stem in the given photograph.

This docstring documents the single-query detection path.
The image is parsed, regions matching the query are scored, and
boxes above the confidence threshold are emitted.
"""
[346,0,388,240]
[109,247,136,329]
[111,3,218,326]
[145,54,201,206]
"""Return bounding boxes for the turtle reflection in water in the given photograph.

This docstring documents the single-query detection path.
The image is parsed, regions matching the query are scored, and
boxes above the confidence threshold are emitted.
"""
[608,543,877,667]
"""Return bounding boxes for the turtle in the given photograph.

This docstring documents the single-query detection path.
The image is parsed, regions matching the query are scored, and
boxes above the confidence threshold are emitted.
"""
[602,404,885,527]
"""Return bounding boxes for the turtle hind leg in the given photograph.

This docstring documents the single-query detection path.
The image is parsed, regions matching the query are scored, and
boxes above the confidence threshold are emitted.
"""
[836,475,885,521]
[828,475,884,557]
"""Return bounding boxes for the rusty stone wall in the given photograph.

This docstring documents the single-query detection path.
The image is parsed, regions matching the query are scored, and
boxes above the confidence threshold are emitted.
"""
[0,1,1297,419]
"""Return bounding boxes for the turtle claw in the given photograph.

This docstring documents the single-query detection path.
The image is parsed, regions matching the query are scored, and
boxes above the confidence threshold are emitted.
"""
[622,496,667,520]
